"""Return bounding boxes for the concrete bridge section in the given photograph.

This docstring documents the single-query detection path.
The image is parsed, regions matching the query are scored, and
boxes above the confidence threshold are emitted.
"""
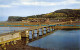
[0,31,21,50]
[0,21,80,50]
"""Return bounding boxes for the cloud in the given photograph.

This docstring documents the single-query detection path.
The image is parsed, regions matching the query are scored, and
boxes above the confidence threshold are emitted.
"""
[20,0,32,2]
[62,0,80,4]
[12,0,80,6]
[0,5,12,7]
[0,0,80,7]
[21,2,57,6]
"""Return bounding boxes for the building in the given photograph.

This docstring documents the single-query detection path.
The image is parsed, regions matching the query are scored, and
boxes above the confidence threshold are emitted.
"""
[27,18,50,22]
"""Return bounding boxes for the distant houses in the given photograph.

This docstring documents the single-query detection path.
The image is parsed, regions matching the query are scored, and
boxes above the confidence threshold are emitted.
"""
[21,18,50,23]
[8,16,74,23]
[27,18,49,22]
[21,18,72,23]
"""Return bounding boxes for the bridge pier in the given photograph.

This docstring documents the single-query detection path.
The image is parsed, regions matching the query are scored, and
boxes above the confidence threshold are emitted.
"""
[50,26,52,32]
[42,28,44,35]
[37,29,39,39]
[39,28,43,36]
[23,30,29,44]
[29,30,34,41]
[52,26,54,31]
[33,29,38,39]
[50,26,53,32]
[45,27,48,34]
[43,27,46,35]
[47,27,50,33]
[22,30,29,44]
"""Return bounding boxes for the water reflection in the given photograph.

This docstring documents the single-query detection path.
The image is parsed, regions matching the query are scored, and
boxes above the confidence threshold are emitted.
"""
[28,29,80,50]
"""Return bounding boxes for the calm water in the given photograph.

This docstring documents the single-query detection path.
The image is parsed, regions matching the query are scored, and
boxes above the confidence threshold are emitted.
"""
[0,27,29,34]
[28,29,80,50]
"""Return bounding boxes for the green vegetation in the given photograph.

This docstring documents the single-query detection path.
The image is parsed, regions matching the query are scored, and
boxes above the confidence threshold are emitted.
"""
[8,9,80,21]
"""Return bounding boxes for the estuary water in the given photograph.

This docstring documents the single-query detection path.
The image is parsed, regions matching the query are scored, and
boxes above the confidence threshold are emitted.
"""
[0,27,80,50]
[28,29,80,50]
[0,27,29,34]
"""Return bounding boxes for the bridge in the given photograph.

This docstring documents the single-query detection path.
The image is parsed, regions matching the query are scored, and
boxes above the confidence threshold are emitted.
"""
[0,21,80,50]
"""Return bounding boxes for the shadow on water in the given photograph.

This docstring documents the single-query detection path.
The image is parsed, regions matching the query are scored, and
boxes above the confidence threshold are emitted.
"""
[62,28,80,31]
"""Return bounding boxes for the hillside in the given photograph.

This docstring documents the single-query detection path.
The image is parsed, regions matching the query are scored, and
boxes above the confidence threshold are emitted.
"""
[8,9,80,21]
[8,16,28,21]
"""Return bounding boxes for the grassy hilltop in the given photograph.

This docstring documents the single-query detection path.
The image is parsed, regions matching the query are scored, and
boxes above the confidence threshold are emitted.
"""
[8,9,80,21]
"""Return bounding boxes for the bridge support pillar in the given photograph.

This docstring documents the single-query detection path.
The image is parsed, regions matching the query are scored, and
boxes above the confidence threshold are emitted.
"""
[39,28,43,36]
[37,29,39,39]
[26,30,29,44]
[42,28,44,35]
[33,29,38,39]
[29,30,33,41]
[46,27,48,33]
[47,27,50,33]
[51,26,53,31]
[51,26,54,31]
[43,27,46,35]
[31,30,34,41]
[50,26,52,32]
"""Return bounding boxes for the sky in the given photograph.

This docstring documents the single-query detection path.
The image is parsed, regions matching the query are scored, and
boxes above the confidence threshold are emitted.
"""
[0,0,80,21]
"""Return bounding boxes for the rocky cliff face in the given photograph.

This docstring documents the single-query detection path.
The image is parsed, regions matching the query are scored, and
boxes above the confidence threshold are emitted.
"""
[8,16,21,21]
[8,16,28,21]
